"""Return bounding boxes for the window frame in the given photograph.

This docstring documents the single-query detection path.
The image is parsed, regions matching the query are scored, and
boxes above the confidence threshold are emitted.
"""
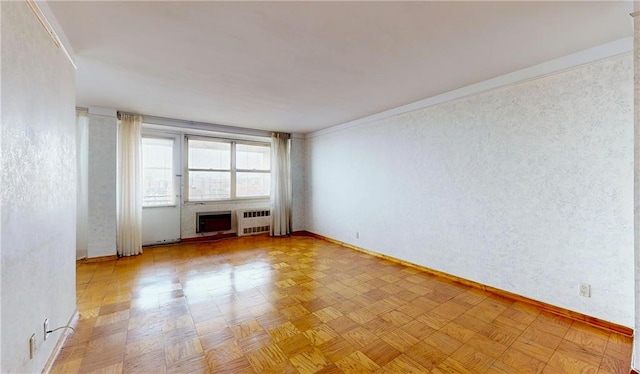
[185,135,271,203]
[141,135,178,208]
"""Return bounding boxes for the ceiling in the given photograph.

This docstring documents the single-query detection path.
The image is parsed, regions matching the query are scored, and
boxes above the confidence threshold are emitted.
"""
[47,1,633,134]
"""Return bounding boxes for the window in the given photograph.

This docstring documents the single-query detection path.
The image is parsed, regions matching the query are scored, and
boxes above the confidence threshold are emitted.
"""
[142,137,175,206]
[236,143,270,198]
[188,139,231,200]
[187,137,270,201]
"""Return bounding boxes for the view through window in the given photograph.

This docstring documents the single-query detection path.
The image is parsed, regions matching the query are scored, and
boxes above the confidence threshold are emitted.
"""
[187,138,270,201]
[142,137,174,206]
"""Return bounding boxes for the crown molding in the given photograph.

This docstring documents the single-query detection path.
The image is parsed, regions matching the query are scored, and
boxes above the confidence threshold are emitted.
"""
[306,37,632,139]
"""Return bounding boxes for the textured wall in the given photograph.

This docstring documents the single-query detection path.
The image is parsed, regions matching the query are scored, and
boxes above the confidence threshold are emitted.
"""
[633,7,640,370]
[291,137,306,232]
[306,55,634,326]
[76,111,89,259]
[1,2,77,371]
[87,113,117,257]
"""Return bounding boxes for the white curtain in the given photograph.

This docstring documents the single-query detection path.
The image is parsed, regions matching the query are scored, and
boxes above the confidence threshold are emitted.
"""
[270,132,292,236]
[116,113,143,256]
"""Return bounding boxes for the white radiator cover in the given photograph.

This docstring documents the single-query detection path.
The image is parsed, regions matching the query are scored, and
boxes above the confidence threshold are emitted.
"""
[236,208,271,236]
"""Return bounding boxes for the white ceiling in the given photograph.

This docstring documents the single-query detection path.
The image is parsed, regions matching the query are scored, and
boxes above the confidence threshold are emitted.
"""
[47,1,633,134]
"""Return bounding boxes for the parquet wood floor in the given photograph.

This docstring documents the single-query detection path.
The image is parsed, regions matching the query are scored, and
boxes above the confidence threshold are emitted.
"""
[51,235,632,373]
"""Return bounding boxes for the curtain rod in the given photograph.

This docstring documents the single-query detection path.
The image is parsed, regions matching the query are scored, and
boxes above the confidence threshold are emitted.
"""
[84,108,286,138]
[139,114,275,138]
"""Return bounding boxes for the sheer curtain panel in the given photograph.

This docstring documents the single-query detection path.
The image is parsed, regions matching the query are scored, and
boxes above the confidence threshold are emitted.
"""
[117,113,143,256]
[270,132,292,236]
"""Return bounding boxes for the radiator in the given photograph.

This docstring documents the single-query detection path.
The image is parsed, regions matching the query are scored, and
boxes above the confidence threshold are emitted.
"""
[236,208,270,236]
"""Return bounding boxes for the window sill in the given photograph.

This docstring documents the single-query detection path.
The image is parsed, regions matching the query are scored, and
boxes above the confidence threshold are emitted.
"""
[184,197,269,206]
[143,204,177,209]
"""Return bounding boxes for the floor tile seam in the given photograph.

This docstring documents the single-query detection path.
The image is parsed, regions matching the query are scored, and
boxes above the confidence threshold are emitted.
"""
[561,320,606,370]
[499,334,555,373]
[544,342,602,373]
[492,313,530,362]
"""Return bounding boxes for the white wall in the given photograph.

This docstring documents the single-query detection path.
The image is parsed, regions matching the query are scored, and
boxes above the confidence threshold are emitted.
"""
[306,55,634,327]
[76,111,89,259]
[87,111,117,257]
[633,5,640,370]
[291,136,306,231]
[1,2,77,372]
[142,206,181,245]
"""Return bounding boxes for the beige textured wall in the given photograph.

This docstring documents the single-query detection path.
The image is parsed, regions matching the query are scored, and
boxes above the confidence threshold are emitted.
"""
[306,55,634,327]
[632,5,640,371]
[291,137,307,232]
[87,112,117,257]
[1,1,77,372]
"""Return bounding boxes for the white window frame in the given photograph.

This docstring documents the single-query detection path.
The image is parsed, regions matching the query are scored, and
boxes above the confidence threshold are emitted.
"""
[185,136,270,202]
[141,133,181,208]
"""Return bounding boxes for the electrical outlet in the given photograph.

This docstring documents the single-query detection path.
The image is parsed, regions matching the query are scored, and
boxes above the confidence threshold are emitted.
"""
[29,334,36,359]
[44,319,49,341]
[356,232,359,239]
[579,283,591,298]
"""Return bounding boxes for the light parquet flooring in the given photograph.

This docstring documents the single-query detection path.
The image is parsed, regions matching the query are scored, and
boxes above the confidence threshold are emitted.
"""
[52,236,632,374]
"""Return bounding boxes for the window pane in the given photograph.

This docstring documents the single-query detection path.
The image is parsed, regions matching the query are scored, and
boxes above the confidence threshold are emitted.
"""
[188,139,230,170]
[142,137,174,206]
[189,171,231,200]
[236,144,270,171]
[237,172,270,198]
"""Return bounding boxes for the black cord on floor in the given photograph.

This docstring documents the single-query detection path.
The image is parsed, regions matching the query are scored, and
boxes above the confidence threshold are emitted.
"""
[47,326,76,334]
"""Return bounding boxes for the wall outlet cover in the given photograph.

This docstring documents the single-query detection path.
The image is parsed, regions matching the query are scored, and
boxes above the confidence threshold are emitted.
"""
[44,319,49,341]
[579,283,591,298]
[29,334,36,359]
